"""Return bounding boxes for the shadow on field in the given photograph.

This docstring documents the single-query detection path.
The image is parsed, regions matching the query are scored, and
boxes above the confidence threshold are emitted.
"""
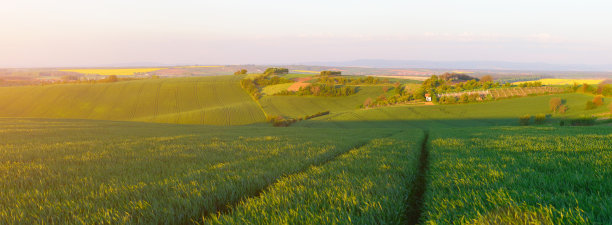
[290,118,527,129]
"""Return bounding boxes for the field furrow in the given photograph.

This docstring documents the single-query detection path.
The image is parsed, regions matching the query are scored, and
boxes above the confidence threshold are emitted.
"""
[203,129,425,225]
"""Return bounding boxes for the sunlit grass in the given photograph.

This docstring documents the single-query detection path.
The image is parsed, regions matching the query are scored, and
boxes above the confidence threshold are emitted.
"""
[0,118,395,224]
[422,126,612,224]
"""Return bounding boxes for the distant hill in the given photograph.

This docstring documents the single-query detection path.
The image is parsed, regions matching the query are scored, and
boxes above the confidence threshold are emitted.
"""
[303,59,612,72]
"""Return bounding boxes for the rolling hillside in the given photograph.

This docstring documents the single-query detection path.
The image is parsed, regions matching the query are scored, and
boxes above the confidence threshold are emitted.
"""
[298,93,610,128]
[0,76,266,125]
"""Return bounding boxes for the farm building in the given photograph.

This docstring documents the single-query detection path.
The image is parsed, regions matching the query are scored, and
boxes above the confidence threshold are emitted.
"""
[425,93,432,102]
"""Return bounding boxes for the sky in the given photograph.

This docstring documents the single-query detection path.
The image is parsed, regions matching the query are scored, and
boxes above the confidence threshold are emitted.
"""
[1,0,612,67]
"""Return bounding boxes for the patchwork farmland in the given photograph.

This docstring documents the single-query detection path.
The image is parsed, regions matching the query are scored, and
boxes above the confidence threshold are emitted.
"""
[0,71,610,224]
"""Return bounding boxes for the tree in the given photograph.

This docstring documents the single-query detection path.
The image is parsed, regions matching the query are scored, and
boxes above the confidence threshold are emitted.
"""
[519,115,531,126]
[382,86,389,92]
[480,75,493,82]
[585,100,597,110]
[593,95,604,106]
[363,98,373,108]
[534,114,546,124]
[459,93,469,103]
[61,75,79,82]
[320,71,341,76]
[264,68,288,75]
[107,75,118,82]
[549,97,562,112]
[234,69,248,75]
[394,83,404,95]
[581,83,590,93]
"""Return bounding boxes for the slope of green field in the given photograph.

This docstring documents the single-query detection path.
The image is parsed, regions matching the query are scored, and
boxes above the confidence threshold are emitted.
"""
[260,86,385,118]
[423,126,612,224]
[261,83,294,96]
[0,118,397,224]
[300,93,609,128]
[0,76,265,125]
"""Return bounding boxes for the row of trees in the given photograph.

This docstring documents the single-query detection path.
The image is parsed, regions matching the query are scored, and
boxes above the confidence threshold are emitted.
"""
[319,71,341,76]
[240,74,294,100]
[297,84,356,97]
[274,84,356,97]
[572,83,612,96]
[437,93,493,104]
[519,114,547,126]
[240,79,261,100]
[253,75,292,86]
[264,68,289,75]
[417,75,504,101]
[317,76,389,86]
[517,81,543,88]
[361,94,414,109]
[234,69,247,75]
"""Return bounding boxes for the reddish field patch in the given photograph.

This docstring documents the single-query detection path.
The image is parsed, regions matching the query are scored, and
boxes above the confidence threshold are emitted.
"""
[288,77,313,91]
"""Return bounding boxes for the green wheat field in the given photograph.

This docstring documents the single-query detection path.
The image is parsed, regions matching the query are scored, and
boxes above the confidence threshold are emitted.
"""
[0,73,610,224]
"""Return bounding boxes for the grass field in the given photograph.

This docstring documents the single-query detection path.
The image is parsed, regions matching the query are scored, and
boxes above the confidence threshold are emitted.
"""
[0,76,266,125]
[0,118,397,224]
[261,83,294,96]
[59,68,167,76]
[423,126,612,224]
[513,78,605,85]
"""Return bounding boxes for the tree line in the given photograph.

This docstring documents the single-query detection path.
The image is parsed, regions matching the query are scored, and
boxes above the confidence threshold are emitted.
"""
[275,83,356,97]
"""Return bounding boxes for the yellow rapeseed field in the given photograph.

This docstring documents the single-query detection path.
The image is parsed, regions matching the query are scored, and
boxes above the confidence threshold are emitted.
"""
[513,78,604,85]
[60,68,167,75]
[178,65,223,68]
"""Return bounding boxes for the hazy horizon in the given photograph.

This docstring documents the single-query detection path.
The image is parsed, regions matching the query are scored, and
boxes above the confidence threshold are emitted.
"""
[2,0,612,68]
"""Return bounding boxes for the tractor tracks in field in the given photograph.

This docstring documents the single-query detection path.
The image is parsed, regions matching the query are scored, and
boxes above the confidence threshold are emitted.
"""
[197,133,396,223]
[404,129,430,225]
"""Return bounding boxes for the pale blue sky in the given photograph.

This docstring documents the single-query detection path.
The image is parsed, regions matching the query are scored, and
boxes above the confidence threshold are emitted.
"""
[1,0,611,67]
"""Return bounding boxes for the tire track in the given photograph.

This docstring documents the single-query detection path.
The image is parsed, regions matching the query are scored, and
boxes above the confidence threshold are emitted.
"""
[174,87,181,124]
[198,133,395,222]
[193,80,205,124]
[404,129,430,225]
[153,81,163,121]
[129,82,146,120]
